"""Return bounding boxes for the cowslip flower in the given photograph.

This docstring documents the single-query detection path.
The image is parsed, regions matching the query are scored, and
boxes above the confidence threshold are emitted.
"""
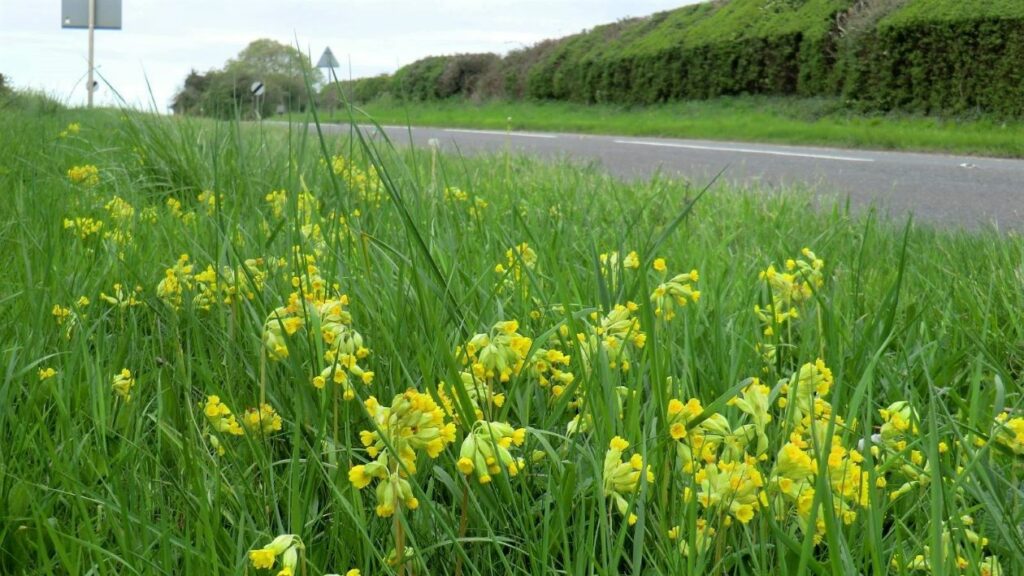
[694,456,767,525]
[243,403,283,436]
[104,195,135,222]
[494,242,537,293]
[456,420,527,484]
[527,346,575,398]
[598,250,640,286]
[63,217,104,240]
[651,268,700,321]
[99,283,142,309]
[52,305,72,325]
[58,122,80,138]
[112,369,135,402]
[196,190,221,215]
[755,249,825,343]
[437,371,506,425]
[67,164,99,186]
[265,189,287,218]
[204,395,244,436]
[993,413,1024,455]
[576,302,646,372]
[248,534,303,573]
[457,319,532,385]
[603,436,653,525]
[349,390,456,517]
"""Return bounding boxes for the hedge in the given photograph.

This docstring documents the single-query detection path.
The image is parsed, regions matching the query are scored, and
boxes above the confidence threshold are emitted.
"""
[526,0,850,103]
[315,0,1024,117]
[842,13,1024,116]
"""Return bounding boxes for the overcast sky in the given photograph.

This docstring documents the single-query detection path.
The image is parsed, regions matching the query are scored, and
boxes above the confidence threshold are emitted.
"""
[0,1,699,111]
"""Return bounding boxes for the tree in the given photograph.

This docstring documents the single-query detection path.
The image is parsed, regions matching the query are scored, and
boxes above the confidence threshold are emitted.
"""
[171,39,322,118]
[170,69,212,115]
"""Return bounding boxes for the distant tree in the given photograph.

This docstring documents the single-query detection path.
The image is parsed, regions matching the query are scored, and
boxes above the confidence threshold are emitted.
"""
[0,73,11,97]
[170,69,212,115]
[171,39,322,118]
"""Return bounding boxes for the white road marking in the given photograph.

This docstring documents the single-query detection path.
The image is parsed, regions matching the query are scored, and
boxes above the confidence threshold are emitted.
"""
[443,128,558,139]
[614,139,874,163]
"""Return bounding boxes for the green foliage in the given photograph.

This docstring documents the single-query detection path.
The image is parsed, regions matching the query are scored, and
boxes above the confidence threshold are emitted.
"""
[385,53,501,101]
[6,98,1024,576]
[841,11,1024,116]
[526,0,851,103]
[881,0,1024,24]
[171,39,320,119]
[0,84,64,115]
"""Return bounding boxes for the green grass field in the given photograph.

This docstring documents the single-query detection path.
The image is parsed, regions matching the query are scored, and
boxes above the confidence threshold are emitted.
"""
[3,96,1024,575]
[319,97,1024,158]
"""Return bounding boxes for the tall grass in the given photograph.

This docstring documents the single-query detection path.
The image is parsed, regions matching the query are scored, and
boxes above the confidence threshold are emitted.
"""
[1,99,1022,576]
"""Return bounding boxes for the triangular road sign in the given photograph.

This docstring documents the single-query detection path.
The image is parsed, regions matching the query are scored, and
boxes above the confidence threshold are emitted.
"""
[317,47,340,69]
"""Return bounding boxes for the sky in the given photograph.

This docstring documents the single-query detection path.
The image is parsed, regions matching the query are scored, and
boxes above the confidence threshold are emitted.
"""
[0,1,699,111]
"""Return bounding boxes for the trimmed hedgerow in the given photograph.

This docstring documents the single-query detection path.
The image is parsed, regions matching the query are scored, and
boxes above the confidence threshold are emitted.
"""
[526,0,851,104]
[841,2,1024,116]
[315,0,1024,117]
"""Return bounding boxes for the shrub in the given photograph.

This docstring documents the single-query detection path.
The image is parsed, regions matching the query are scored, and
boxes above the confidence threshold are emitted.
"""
[840,1,1024,116]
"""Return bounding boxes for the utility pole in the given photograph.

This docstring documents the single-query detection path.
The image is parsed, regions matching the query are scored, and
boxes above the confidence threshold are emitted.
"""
[87,0,95,107]
[62,0,122,107]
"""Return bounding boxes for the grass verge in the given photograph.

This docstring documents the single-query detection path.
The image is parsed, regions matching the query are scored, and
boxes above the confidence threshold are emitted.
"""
[2,99,1024,575]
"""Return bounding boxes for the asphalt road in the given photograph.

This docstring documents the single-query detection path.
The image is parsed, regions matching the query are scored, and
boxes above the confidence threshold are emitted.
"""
[313,123,1024,229]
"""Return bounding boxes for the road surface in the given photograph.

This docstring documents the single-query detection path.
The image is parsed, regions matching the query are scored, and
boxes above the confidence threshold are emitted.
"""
[306,122,1024,229]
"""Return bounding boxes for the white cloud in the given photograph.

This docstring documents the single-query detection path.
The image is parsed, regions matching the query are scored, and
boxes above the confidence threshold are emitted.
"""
[0,0,700,110]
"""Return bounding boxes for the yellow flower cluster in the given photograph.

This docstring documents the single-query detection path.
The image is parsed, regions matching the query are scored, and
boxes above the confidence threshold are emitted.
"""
[67,164,99,186]
[112,368,135,403]
[576,302,646,372]
[204,395,244,436]
[527,345,574,397]
[444,186,488,216]
[63,216,104,240]
[261,289,373,398]
[755,248,824,337]
[249,534,304,575]
[603,436,653,525]
[456,420,527,484]
[650,262,700,321]
[457,319,532,384]
[597,250,640,288]
[494,242,537,294]
[331,154,386,207]
[99,283,142,309]
[58,122,80,138]
[243,403,283,436]
[265,189,288,218]
[196,190,222,215]
[156,254,266,310]
[437,371,506,425]
[165,197,196,223]
[104,195,134,222]
[993,412,1024,455]
[349,390,456,517]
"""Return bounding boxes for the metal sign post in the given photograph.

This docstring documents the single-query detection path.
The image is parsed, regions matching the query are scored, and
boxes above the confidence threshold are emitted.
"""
[87,0,94,107]
[251,81,266,121]
[317,47,341,116]
[62,0,122,108]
